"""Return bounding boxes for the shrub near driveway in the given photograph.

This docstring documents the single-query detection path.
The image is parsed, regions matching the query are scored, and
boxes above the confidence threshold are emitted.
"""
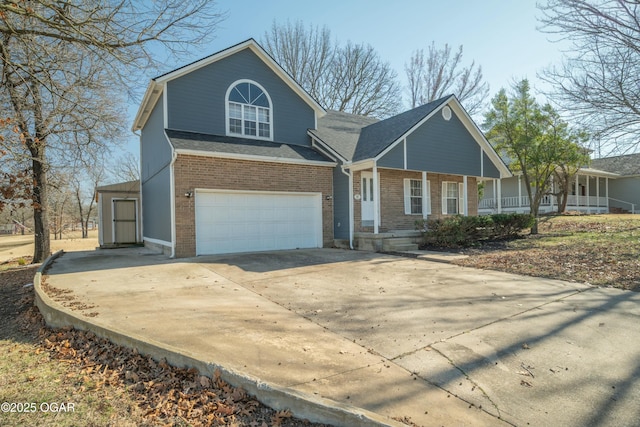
[455,215,640,291]
[417,213,534,248]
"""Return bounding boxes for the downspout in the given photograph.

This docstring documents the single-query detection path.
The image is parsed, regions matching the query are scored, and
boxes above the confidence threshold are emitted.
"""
[340,165,354,249]
[169,149,178,258]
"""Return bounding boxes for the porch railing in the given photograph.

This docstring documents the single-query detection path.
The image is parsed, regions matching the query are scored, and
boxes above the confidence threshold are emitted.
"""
[608,197,636,214]
[479,195,609,210]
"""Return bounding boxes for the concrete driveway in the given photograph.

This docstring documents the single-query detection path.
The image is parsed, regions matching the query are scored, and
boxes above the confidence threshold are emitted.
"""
[41,248,640,427]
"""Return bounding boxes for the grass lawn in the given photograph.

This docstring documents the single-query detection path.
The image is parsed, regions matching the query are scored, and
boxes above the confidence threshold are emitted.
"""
[0,237,329,427]
[455,214,640,291]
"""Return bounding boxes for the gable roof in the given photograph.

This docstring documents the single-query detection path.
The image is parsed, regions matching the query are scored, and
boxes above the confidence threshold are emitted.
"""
[132,39,326,131]
[165,129,335,166]
[353,97,450,162]
[310,95,511,178]
[591,153,640,176]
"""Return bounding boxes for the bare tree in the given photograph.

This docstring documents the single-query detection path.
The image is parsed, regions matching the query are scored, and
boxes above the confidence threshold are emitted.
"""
[71,159,105,239]
[538,0,640,154]
[0,1,224,262]
[328,42,402,117]
[112,151,140,183]
[262,20,401,118]
[405,43,489,115]
[262,20,334,106]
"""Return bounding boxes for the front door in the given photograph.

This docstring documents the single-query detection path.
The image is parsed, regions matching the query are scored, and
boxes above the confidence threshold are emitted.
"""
[361,172,376,223]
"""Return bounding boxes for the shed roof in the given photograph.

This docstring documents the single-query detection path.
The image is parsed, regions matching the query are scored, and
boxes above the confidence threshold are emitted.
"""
[96,180,140,193]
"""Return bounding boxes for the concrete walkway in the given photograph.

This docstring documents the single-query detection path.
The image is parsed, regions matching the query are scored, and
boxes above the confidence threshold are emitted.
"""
[37,248,640,427]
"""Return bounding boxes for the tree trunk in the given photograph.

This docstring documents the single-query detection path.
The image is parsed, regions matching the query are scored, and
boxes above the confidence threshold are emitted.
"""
[32,157,50,262]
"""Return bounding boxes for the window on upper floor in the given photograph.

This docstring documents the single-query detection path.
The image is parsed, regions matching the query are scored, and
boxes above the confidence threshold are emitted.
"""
[226,80,272,140]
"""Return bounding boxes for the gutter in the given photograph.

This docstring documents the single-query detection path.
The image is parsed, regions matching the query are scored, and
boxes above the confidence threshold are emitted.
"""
[165,131,178,259]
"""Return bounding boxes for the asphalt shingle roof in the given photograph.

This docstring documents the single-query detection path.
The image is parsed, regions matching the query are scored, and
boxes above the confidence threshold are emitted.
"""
[165,129,333,163]
[312,96,453,163]
[310,110,379,161]
[353,96,451,162]
[591,153,640,176]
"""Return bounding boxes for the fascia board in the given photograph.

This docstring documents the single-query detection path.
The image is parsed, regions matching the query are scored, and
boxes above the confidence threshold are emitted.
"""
[308,131,347,164]
[174,148,336,167]
[132,81,163,131]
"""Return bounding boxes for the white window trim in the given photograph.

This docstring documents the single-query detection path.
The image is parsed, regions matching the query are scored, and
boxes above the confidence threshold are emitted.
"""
[441,181,463,215]
[225,79,273,141]
[404,178,431,215]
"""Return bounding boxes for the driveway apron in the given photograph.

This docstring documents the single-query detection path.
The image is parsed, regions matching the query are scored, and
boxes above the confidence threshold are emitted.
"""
[43,248,640,427]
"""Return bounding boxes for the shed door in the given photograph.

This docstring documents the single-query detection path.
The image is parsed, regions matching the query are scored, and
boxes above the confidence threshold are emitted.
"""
[113,199,137,244]
[195,190,322,255]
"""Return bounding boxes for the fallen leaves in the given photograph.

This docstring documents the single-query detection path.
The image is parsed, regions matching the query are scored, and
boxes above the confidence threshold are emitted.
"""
[455,215,640,291]
[0,267,329,427]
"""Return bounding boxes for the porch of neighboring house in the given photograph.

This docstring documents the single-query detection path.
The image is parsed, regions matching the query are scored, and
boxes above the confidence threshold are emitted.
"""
[478,169,631,215]
[350,167,478,252]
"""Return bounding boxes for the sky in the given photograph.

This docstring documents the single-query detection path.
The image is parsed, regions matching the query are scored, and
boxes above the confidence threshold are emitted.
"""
[125,0,568,155]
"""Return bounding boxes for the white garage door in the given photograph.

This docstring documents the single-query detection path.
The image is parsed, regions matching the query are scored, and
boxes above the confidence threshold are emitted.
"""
[195,190,323,255]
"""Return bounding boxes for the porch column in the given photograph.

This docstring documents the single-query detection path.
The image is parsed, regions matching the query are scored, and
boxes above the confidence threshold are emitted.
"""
[596,177,600,209]
[373,162,379,234]
[497,179,502,213]
[463,176,468,216]
[422,171,428,220]
[575,174,580,208]
[606,178,609,211]
[493,179,497,212]
[550,174,555,212]
[518,175,522,208]
[586,175,591,214]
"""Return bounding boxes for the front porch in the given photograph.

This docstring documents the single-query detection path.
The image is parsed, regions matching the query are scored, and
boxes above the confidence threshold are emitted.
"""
[479,194,611,215]
[478,170,627,215]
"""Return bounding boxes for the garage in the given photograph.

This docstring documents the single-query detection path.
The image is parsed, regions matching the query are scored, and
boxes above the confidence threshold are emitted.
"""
[195,190,323,255]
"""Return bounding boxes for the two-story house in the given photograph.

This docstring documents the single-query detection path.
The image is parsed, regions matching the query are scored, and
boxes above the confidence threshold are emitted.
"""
[132,39,510,257]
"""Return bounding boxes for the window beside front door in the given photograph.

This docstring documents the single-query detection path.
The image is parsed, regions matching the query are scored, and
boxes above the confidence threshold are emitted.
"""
[442,181,464,215]
[404,179,431,215]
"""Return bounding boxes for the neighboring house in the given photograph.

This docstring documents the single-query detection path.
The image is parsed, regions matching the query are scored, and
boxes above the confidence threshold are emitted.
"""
[132,39,510,257]
[478,168,620,215]
[479,153,640,215]
[592,153,640,213]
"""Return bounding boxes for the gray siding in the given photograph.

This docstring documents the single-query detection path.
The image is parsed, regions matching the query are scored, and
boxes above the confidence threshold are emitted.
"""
[166,49,316,146]
[140,98,172,243]
[141,100,172,181]
[142,166,172,242]
[609,177,640,210]
[377,141,404,169]
[404,110,482,176]
[483,152,501,179]
[333,166,350,239]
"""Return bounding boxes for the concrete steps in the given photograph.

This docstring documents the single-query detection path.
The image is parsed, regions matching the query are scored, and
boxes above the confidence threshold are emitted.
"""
[382,237,419,252]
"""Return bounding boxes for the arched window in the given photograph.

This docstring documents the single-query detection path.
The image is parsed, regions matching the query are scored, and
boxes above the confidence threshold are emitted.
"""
[226,80,272,140]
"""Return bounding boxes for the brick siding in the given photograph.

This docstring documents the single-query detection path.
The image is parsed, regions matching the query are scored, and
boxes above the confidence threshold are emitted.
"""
[354,169,478,233]
[173,155,334,257]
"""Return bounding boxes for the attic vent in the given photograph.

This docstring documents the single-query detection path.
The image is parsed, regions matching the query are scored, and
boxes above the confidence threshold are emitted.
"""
[442,106,452,121]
